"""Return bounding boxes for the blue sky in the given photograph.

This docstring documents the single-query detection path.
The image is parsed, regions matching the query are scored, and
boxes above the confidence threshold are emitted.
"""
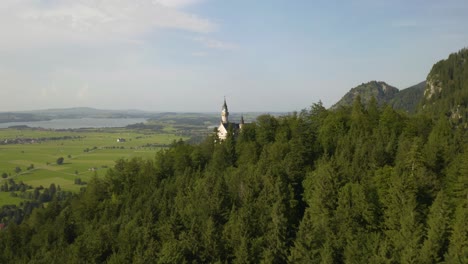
[0,0,467,112]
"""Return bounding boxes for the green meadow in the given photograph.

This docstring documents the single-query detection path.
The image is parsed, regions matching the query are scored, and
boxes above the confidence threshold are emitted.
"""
[0,128,185,205]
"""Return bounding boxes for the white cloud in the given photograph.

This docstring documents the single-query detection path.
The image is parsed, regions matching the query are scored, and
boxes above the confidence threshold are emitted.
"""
[0,0,240,112]
[391,19,422,28]
[154,0,203,8]
[193,37,238,50]
[191,51,208,57]
[0,0,216,50]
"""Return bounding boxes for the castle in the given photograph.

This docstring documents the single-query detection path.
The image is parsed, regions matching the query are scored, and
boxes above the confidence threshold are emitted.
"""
[217,98,244,140]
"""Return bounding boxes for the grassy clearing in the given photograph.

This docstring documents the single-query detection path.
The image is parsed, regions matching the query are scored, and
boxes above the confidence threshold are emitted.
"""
[0,192,23,206]
[0,127,185,206]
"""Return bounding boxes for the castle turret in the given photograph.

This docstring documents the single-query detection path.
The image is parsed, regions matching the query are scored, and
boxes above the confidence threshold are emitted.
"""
[221,97,229,123]
[239,114,244,129]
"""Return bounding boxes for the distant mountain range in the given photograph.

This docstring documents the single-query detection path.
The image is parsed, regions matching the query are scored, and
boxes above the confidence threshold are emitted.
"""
[20,107,151,117]
[332,80,426,113]
[0,107,157,123]
[0,107,275,125]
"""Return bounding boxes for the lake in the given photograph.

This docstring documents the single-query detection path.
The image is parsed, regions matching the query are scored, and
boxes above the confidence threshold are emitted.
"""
[0,118,148,129]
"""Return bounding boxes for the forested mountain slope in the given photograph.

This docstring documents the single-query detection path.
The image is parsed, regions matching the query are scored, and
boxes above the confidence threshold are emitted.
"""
[0,49,467,263]
[390,81,426,113]
[421,48,468,126]
[1,99,467,263]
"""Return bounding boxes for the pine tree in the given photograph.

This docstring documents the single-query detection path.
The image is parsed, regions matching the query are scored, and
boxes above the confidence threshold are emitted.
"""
[420,191,452,263]
[444,201,468,263]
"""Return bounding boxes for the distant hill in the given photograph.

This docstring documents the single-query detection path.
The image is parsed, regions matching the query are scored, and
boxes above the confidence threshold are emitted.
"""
[420,48,468,124]
[20,107,155,119]
[332,80,425,113]
[332,81,399,109]
[0,112,51,123]
[0,107,159,123]
[0,107,274,126]
[332,49,468,117]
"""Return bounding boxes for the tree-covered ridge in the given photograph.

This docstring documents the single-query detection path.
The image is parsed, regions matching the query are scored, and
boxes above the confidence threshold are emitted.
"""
[390,81,426,113]
[0,98,467,263]
[332,80,428,113]
[422,48,468,125]
[334,48,468,118]
[332,81,399,109]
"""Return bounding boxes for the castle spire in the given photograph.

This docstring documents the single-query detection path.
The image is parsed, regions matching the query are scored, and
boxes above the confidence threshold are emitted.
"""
[221,97,229,123]
[223,96,228,111]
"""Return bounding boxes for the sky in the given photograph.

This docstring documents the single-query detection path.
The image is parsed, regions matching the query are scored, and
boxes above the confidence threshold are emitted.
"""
[0,0,468,112]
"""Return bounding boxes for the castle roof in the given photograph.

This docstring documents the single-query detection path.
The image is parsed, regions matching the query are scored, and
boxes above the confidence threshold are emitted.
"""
[220,122,240,130]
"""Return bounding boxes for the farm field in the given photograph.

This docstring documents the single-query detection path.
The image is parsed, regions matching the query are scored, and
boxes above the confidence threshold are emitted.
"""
[0,127,186,205]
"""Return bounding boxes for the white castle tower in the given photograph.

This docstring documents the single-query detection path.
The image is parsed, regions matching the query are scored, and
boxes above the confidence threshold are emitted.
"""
[217,98,243,140]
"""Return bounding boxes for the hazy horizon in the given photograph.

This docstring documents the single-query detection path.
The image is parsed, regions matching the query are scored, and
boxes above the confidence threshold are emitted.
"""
[1,0,468,112]
[0,106,289,114]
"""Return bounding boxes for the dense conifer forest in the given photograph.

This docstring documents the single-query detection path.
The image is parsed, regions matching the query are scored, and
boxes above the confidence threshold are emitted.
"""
[0,50,467,263]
